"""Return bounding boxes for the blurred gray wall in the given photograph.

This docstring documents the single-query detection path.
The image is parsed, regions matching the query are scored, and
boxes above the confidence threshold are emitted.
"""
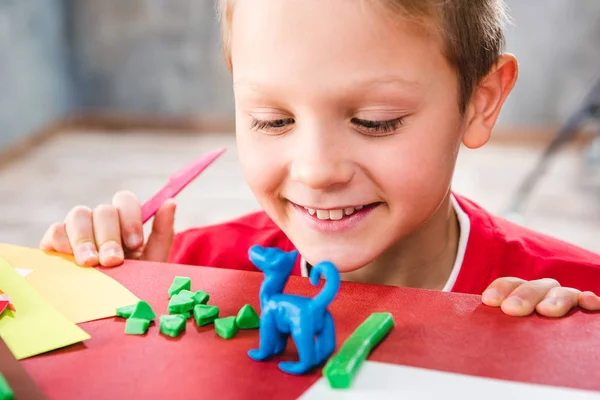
[0,0,72,149]
[500,0,600,125]
[68,0,234,118]
[0,0,599,150]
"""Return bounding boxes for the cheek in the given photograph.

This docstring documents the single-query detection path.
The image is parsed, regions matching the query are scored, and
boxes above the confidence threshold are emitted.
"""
[235,128,286,203]
[373,116,462,206]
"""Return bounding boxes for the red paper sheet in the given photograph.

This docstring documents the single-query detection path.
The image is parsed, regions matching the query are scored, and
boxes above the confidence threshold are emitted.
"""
[21,260,600,399]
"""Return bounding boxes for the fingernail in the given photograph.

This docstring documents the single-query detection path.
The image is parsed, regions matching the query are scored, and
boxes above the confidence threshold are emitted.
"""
[126,234,142,248]
[543,296,561,307]
[482,289,500,302]
[101,243,123,260]
[505,297,523,307]
[78,243,98,263]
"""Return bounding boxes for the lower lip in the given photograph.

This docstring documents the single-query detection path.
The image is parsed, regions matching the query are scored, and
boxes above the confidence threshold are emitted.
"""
[291,203,378,233]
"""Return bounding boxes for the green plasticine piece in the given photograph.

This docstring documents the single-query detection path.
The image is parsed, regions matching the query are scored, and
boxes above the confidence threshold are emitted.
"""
[214,316,238,339]
[235,304,259,329]
[130,301,156,321]
[0,373,14,400]
[179,289,210,305]
[125,318,150,335]
[159,315,186,337]
[178,289,194,299]
[193,304,219,326]
[168,276,191,298]
[323,312,395,389]
[173,311,191,319]
[116,304,136,318]
[192,291,210,305]
[168,293,195,314]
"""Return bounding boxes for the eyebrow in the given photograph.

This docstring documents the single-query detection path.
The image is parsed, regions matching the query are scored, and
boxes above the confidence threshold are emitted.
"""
[233,75,421,91]
[351,76,421,89]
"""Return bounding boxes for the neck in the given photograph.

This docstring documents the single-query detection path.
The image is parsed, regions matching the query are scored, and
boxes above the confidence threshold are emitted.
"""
[341,193,460,290]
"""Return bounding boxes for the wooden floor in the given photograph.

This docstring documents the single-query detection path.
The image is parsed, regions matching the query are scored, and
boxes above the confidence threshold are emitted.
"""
[0,129,599,254]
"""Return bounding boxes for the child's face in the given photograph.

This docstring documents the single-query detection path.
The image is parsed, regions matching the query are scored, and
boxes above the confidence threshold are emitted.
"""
[231,0,466,270]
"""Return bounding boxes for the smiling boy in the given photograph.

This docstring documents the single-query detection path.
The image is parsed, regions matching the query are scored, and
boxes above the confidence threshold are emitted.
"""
[41,0,600,318]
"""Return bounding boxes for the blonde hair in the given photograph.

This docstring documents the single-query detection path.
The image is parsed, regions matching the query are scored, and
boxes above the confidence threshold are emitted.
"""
[216,0,509,112]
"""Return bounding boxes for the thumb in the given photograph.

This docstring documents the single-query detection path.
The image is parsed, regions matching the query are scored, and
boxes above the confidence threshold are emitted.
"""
[140,199,177,262]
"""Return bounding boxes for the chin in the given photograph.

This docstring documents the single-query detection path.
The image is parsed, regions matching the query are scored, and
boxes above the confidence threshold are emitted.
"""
[298,243,376,273]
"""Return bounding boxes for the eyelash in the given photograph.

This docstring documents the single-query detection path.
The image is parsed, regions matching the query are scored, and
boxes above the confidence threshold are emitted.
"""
[351,117,403,134]
[250,117,404,135]
[250,118,294,132]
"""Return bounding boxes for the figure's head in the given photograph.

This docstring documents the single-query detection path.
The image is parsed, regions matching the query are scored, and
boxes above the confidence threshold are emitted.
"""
[221,0,518,271]
[248,245,298,276]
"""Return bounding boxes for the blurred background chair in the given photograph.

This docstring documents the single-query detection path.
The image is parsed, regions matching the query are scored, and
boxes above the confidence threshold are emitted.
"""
[504,72,600,221]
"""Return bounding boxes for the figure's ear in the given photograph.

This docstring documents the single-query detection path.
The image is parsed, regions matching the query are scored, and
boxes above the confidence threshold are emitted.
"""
[462,54,518,149]
[248,246,298,271]
[248,245,268,271]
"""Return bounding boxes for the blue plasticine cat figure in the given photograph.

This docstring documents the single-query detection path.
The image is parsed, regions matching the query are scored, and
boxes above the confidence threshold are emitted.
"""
[247,245,340,375]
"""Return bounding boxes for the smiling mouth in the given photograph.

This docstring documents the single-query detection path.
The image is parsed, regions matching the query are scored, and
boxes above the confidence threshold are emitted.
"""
[295,202,381,221]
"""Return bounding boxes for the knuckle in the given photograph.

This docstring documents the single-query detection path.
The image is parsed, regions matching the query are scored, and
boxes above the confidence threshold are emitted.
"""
[66,205,92,221]
[94,204,117,217]
[514,283,543,300]
[550,286,578,297]
[112,190,138,205]
[502,277,526,285]
[122,220,141,234]
[492,277,525,292]
[539,278,560,287]
[49,222,66,239]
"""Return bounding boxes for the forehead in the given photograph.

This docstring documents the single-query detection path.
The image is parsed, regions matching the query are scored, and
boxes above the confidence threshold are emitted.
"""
[230,0,448,92]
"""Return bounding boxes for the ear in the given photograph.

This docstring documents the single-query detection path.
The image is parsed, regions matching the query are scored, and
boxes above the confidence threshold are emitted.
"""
[462,54,518,149]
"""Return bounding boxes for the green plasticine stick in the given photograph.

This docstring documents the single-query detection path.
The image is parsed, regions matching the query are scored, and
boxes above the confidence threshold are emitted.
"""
[322,312,394,389]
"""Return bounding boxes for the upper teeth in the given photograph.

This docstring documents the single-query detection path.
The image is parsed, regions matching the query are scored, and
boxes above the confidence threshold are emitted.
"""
[306,205,365,220]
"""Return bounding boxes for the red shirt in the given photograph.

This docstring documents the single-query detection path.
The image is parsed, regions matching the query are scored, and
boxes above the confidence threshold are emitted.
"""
[168,194,600,295]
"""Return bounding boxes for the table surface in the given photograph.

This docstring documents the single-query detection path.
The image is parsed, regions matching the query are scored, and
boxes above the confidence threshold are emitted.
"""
[17,259,600,399]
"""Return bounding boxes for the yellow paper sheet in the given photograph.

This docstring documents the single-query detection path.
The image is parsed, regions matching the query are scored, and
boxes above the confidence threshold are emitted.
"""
[0,244,139,324]
[0,256,91,359]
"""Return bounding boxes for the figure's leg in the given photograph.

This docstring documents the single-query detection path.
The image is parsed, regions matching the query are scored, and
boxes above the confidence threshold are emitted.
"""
[278,327,316,375]
[273,332,288,355]
[315,311,336,364]
[248,314,277,361]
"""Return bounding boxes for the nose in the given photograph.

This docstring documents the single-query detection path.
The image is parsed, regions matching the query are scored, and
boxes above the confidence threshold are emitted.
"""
[289,130,355,190]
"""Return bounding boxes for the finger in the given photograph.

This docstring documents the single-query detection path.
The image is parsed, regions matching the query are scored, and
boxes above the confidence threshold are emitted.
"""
[501,278,561,317]
[64,206,99,266]
[40,222,73,254]
[92,205,124,267]
[112,190,144,251]
[141,199,176,262]
[535,286,580,318]
[481,277,527,307]
[579,291,600,311]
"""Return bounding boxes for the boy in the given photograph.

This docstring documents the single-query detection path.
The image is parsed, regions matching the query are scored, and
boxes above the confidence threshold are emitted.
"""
[40,0,600,318]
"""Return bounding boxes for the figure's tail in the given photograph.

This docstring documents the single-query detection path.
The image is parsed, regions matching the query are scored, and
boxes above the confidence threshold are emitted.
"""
[310,261,341,311]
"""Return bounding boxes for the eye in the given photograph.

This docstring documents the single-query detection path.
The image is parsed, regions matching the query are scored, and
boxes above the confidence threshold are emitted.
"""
[351,117,403,135]
[250,117,295,134]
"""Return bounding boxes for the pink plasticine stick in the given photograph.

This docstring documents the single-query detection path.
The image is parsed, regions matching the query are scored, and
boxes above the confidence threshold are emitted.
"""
[141,147,227,224]
[0,301,8,315]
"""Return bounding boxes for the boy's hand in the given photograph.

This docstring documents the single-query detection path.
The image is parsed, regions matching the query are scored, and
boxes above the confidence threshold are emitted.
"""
[482,277,600,317]
[40,191,177,267]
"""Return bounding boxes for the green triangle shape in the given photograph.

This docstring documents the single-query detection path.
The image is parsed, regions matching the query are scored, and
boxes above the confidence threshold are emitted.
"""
[116,303,136,318]
[130,301,156,320]
[178,290,195,299]
[192,291,210,305]
[193,304,219,326]
[236,304,260,329]
[215,316,238,339]
[159,314,186,337]
[125,318,150,335]
[168,293,195,314]
[168,276,191,298]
